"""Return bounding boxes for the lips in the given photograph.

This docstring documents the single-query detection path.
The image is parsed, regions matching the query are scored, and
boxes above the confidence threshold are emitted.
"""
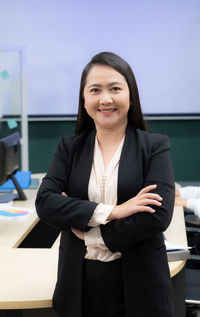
[98,109,116,113]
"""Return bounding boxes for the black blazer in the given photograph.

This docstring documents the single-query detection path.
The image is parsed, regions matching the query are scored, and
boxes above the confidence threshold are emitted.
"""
[36,124,175,317]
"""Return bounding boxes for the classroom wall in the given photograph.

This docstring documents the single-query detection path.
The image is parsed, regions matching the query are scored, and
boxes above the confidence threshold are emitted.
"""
[0,119,200,181]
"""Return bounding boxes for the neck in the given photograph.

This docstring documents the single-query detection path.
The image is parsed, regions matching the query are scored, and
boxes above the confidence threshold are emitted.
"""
[96,121,127,146]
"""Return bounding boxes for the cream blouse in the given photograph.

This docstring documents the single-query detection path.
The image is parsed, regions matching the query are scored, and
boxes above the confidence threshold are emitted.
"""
[84,135,125,262]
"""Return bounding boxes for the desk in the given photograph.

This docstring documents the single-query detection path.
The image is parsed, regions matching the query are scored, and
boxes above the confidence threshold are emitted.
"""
[0,248,58,310]
[165,205,188,278]
[0,175,188,315]
[165,205,188,317]
[0,174,59,314]
[0,174,42,248]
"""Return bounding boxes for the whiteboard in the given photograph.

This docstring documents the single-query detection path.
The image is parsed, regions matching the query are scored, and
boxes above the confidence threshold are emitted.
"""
[0,0,200,117]
[0,50,22,116]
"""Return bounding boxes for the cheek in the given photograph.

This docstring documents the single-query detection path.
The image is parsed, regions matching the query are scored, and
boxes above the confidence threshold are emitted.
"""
[118,95,130,109]
[83,96,89,109]
[124,92,130,105]
[84,96,96,110]
[83,91,89,108]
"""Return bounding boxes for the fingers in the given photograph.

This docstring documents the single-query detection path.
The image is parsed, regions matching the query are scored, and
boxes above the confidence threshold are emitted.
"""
[62,192,68,196]
[140,193,163,201]
[71,228,85,241]
[117,185,164,218]
[136,205,156,213]
[138,185,163,202]
[139,184,157,195]
[140,198,162,207]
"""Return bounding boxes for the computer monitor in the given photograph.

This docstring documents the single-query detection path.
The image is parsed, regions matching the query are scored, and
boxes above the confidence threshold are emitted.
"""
[0,132,27,203]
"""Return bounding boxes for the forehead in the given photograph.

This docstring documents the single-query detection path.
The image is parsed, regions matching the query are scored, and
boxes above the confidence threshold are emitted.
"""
[85,65,127,86]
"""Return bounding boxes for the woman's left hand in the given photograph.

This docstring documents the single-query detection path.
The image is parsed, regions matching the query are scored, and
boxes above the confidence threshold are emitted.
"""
[71,228,85,241]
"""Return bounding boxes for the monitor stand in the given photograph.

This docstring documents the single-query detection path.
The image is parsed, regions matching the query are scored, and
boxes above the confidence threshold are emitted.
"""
[0,174,27,203]
[0,193,18,203]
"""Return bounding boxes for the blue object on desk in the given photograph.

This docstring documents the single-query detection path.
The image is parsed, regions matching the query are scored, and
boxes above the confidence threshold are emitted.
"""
[0,171,31,189]
[29,178,39,189]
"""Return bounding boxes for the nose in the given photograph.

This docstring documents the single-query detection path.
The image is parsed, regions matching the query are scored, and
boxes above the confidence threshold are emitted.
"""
[99,91,113,105]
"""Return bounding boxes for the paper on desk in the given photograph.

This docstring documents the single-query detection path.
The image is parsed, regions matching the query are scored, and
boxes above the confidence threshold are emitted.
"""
[165,240,191,251]
[0,201,13,208]
[0,205,33,221]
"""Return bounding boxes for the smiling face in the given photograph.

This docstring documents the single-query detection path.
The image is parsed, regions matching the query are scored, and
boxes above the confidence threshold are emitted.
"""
[83,65,130,132]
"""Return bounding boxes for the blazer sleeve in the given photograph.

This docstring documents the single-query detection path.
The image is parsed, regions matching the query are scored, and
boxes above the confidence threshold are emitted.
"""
[35,136,98,231]
[100,134,175,252]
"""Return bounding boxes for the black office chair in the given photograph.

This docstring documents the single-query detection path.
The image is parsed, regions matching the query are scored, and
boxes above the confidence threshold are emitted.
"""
[185,214,200,263]
[185,225,200,317]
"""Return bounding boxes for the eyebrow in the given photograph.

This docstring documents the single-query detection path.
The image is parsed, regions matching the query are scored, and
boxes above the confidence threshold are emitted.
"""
[88,81,123,88]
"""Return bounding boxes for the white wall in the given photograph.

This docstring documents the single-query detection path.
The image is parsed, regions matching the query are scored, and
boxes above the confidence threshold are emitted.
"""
[0,0,200,116]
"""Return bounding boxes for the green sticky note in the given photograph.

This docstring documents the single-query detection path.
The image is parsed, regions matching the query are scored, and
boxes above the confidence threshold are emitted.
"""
[1,70,9,80]
[7,119,18,129]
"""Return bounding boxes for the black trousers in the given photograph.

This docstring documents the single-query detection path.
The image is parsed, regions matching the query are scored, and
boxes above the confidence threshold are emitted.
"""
[83,259,126,317]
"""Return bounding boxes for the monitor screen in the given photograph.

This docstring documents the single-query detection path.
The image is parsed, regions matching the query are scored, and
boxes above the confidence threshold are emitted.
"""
[0,132,20,185]
[0,132,26,202]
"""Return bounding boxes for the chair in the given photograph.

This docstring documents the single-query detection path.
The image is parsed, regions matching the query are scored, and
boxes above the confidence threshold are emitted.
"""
[185,225,200,317]
[185,215,200,258]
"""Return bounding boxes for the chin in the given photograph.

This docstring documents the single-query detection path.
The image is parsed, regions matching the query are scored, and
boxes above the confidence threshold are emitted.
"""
[98,121,124,131]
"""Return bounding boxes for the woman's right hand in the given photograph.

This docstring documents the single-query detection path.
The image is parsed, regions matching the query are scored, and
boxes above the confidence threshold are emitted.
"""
[107,184,163,221]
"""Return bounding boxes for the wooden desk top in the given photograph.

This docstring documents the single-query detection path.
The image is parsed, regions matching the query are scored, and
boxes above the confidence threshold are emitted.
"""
[165,205,188,277]
[0,175,188,309]
[0,248,58,309]
[0,174,43,248]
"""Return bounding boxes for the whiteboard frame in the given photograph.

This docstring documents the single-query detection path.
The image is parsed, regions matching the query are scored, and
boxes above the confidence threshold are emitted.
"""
[0,46,29,171]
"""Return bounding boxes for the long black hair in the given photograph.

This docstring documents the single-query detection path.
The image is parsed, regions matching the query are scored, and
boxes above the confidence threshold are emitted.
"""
[75,52,146,135]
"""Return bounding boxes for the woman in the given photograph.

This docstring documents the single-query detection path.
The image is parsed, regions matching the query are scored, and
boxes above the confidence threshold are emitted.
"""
[36,52,175,317]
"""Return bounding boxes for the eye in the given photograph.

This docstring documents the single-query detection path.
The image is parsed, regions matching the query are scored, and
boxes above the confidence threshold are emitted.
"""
[90,88,100,93]
[111,87,120,92]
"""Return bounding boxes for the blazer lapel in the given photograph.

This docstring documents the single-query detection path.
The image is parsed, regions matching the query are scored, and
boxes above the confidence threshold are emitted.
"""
[67,129,96,200]
[117,125,144,204]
